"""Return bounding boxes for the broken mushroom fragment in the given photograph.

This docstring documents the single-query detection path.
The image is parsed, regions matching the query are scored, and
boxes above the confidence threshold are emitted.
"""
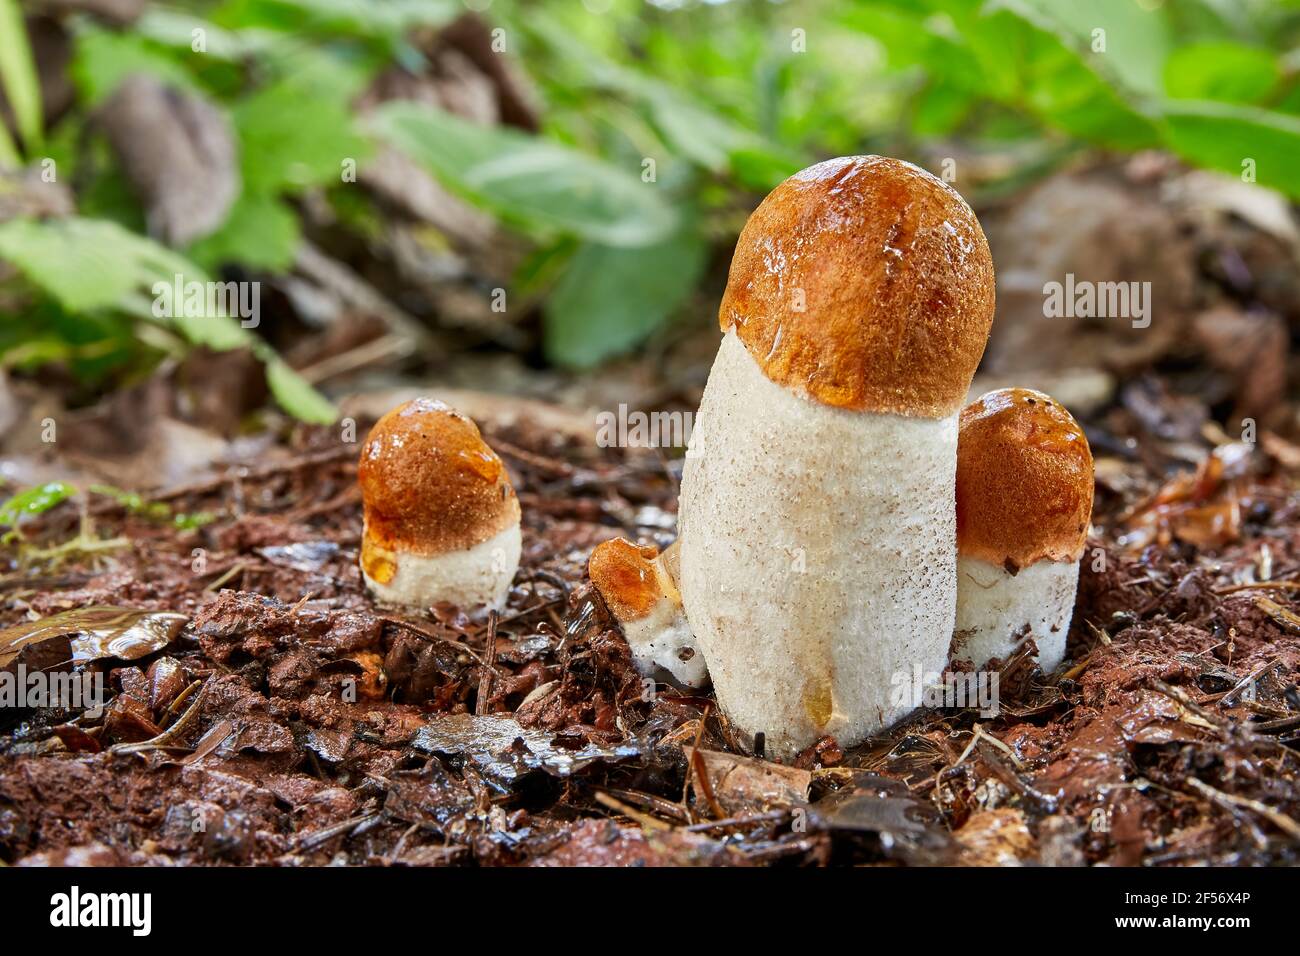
[358,398,521,615]
[587,538,706,688]
[677,155,996,758]
[954,388,1094,673]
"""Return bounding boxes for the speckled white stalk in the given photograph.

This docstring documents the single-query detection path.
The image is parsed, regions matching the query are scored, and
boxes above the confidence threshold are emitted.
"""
[677,331,957,759]
[622,596,709,688]
[953,556,1078,673]
[363,523,521,615]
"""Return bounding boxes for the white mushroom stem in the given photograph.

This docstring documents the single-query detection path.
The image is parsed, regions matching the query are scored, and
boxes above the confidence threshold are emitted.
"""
[678,331,957,758]
[362,523,521,614]
[953,556,1079,673]
[621,589,708,689]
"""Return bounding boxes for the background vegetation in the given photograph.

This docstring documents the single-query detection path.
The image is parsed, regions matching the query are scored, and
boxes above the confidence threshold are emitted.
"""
[3,0,1300,422]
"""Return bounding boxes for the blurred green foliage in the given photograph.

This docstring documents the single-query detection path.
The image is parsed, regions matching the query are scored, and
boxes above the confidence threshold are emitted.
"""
[2,0,1300,408]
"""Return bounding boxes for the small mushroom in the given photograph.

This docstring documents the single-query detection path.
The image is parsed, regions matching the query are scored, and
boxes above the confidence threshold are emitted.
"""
[677,155,996,758]
[954,388,1094,672]
[357,398,521,615]
[588,538,706,688]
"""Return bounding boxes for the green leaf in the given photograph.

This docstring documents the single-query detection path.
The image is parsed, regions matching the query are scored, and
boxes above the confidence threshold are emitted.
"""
[372,102,678,247]
[132,10,249,61]
[1013,0,1172,97]
[0,217,201,312]
[235,79,368,193]
[72,28,198,106]
[0,482,76,530]
[1163,42,1278,103]
[951,0,1161,149]
[544,224,707,367]
[844,0,1161,150]
[0,0,42,152]
[727,145,805,193]
[1160,100,1300,200]
[187,193,301,272]
[0,217,333,423]
[221,0,457,40]
[264,357,336,424]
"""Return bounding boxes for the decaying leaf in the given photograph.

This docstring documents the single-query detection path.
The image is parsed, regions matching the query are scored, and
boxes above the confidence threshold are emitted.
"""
[688,747,810,817]
[410,713,640,784]
[811,774,958,865]
[0,606,187,671]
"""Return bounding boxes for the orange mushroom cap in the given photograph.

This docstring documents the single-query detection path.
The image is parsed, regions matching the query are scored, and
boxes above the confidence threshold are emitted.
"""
[588,538,671,622]
[358,398,520,560]
[720,155,995,418]
[956,388,1094,570]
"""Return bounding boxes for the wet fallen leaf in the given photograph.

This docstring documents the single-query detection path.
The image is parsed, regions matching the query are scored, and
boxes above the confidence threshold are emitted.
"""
[256,541,341,572]
[410,713,640,785]
[688,748,810,816]
[0,606,187,670]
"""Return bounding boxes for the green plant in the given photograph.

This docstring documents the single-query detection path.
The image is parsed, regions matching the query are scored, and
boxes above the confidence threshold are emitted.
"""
[3,0,1300,384]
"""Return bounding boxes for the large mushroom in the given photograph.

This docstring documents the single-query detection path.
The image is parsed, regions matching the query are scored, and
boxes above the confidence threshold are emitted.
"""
[677,155,996,758]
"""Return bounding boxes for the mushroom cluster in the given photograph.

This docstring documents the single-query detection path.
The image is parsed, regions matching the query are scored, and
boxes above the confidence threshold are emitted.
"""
[353,155,1095,762]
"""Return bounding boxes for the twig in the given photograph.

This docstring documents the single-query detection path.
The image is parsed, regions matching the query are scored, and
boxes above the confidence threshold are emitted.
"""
[684,809,788,833]
[1215,580,1300,595]
[688,745,728,821]
[110,682,207,755]
[296,333,415,385]
[1254,597,1300,635]
[293,812,382,852]
[203,562,246,592]
[1148,680,1228,735]
[679,704,711,821]
[601,788,691,824]
[1221,658,1283,707]
[1186,777,1300,841]
[380,615,485,665]
[593,791,671,831]
[476,610,498,716]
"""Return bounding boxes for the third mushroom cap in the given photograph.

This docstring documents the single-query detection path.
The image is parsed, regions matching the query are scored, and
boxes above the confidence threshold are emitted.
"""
[954,387,1095,672]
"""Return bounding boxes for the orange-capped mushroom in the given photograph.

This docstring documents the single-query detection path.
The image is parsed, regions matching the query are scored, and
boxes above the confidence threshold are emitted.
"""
[721,155,995,418]
[678,155,995,758]
[358,398,521,614]
[953,388,1094,672]
[588,539,705,688]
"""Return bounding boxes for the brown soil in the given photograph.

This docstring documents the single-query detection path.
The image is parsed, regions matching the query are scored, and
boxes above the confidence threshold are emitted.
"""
[2,404,1299,867]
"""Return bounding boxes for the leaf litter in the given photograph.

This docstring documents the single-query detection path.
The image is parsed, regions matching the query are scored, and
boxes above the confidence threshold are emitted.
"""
[1,391,1300,867]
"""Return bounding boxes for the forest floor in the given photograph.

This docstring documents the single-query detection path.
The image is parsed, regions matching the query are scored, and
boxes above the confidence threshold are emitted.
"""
[2,382,1299,867]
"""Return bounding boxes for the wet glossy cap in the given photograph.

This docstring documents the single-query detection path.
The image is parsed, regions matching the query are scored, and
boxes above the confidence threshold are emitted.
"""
[588,537,668,622]
[956,388,1094,570]
[358,398,520,557]
[720,155,995,418]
